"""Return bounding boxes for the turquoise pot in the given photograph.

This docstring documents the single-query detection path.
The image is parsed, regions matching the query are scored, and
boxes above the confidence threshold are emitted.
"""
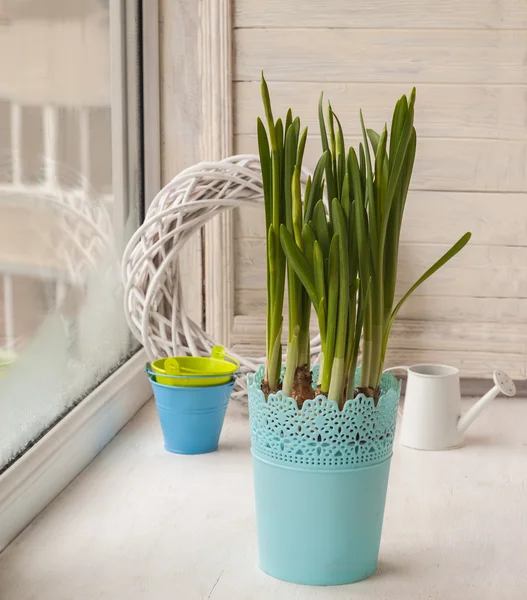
[248,366,401,586]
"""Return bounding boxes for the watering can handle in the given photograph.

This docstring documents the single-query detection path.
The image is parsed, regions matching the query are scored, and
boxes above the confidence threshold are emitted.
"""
[383,365,409,374]
[211,345,240,369]
[382,366,409,416]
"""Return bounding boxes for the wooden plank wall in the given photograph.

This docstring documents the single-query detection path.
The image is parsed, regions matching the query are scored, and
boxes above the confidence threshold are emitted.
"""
[159,0,203,325]
[231,0,527,378]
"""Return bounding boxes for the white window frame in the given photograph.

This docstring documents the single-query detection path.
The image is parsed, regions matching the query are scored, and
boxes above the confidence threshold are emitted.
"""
[0,0,160,552]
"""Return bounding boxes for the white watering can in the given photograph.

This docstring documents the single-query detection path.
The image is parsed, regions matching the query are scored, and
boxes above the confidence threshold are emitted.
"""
[395,364,516,451]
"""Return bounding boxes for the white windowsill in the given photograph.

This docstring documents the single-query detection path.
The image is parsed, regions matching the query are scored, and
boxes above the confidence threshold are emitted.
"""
[0,396,526,599]
[0,350,152,552]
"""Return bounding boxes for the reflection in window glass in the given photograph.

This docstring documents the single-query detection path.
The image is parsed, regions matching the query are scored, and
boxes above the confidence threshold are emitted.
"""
[0,0,139,469]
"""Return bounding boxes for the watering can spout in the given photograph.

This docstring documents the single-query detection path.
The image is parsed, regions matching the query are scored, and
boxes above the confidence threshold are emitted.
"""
[457,371,516,433]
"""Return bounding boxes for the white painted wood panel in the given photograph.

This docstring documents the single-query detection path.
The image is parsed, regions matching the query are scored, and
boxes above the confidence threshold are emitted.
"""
[234,29,527,84]
[232,316,527,379]
[230,341,526,379]
[234,192,527,247]
[227,0,527,377]
[235,238,527,298]
[235,0,527,29]
[234,82,527,140]
[159,0,203,326]
[380,349,525,379]
[235,135,527,192]
[201,0,234,346]
[232,316,527,355]
[235,290,527,324]
[230,316,527,379]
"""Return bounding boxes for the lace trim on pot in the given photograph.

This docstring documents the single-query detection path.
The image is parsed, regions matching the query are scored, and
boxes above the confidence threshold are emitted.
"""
[248,366,401,469]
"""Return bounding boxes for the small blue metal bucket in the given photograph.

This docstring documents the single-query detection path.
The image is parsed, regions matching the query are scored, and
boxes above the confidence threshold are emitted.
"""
[148,374,235,454]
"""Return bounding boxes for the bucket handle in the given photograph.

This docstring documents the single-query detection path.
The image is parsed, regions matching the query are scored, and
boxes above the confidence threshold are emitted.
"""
[211,345,240,370]
[145,363,241,381]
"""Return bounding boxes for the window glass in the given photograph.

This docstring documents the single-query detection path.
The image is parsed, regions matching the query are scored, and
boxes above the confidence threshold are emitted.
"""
[0,0,140,470]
